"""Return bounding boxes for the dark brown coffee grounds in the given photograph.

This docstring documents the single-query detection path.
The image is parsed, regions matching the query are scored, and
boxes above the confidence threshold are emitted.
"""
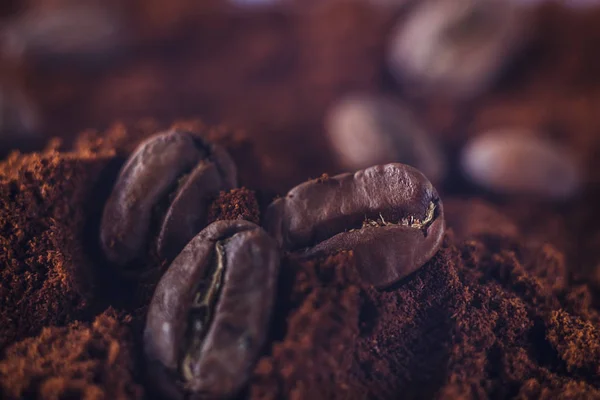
[0,308,143,400]
[444,198,519,242]
[208,187,260,225]
[1,137,600,398]
[0,149,108,351]
[547,310,600,375]
[346,234,600,398]
[250,252,362,400]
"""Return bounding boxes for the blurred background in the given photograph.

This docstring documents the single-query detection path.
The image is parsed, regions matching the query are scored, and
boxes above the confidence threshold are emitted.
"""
[1,0,600,195]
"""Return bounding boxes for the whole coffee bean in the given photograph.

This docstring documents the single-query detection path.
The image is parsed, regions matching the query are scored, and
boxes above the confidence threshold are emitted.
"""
[100,130,237,269]
[265,163,445,288]
[325,94,445,184]
[461,130,581,199]
[387,0,526,99]
[144,220,279,399]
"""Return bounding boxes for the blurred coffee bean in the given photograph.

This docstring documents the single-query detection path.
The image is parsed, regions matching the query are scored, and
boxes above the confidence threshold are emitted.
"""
[325,94,445,184]
[387,0,527,99]
[0,4,126,66]
[461,130,581,199]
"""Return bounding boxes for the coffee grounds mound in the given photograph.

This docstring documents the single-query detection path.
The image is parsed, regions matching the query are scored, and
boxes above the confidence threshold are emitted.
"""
[245,223,600,399]
[1,121,600,398]
[0,308,143,400]
[0,148,108,351]
[208,188,260,225]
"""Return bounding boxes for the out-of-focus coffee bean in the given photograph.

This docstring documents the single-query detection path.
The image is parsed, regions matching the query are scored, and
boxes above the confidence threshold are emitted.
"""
[387,0,527,99]
[460,130,581,199]
[325,94,445,184]
[0,4,127,66]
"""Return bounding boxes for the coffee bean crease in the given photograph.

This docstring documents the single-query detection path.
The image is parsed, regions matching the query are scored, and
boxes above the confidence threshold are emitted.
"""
[265,163,444,288]
[100,129,237,272]
[144,220,279,399]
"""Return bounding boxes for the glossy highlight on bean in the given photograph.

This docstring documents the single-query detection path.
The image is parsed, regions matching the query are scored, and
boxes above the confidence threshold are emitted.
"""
[144,220,280,399]
[100,129,237,272]
[264,163,445,288]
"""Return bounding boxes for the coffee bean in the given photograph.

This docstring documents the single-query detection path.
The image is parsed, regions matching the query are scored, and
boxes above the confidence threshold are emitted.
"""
[387,0,526,99]
[460,130,581,199]
[100,130,237,269]
[325,94,445,184]
[265,163,445,288]
[144,220,279,399]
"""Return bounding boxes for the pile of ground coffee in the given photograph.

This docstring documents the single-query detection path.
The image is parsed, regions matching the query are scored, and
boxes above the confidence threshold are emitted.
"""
[1,1,600,399]
[1,118,599,399]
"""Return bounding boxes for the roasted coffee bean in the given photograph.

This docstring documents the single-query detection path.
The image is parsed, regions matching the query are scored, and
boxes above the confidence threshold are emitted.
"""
[461,130,581,199]
[326,94,445,184]
[100,130,237,269]
[144,220,279,399]
[387,0,526,99]
[265,163,445,288]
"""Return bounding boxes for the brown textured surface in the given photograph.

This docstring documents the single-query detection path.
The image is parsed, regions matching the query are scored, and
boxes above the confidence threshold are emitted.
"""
[251,252,361,400]
[0,149,106,351]
[1,1,600,400]
[2,135,600,398]
[208,188,261,225]
[0,308,143,400]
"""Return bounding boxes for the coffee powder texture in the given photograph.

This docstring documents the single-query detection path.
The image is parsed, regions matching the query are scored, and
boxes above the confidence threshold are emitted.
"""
[0,309,143,400]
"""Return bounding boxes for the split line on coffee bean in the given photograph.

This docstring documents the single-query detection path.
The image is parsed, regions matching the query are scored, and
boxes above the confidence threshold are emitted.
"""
[351,200,437,233]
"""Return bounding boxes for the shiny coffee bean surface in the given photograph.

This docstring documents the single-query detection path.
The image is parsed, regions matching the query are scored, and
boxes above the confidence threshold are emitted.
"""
[144,220,279,399]
[265,163,445,288]
[100,129,237,271]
